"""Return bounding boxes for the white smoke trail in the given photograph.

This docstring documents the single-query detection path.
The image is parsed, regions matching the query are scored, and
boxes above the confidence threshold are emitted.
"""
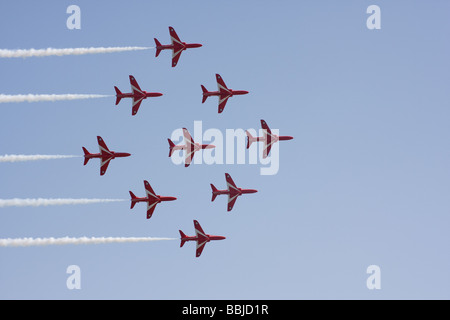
[0,237,176,247]
[0,155,79,163]
[0,46,153,58]
[0,198,125,208]
[0,94,110,103]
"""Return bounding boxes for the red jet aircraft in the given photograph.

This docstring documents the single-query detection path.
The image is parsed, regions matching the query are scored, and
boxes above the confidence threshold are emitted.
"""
[82,136,131,176]
[154,26,202,67]
[210,173,258,212]
[246,119,294,158]
[129,180,177,220]
[168,128,215,167]
[201,74,249,113]
[114,75,163,116]
[179,220,226,258]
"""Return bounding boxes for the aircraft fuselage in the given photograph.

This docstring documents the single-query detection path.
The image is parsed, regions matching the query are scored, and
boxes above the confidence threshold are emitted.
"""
[212,188,258,196]
[131,196,177,204]
[117,91,163,99]
[181,234,226,243]
[253,135,294,143]
[203,89,249,97]
[84,151,131,160]
[157,42,203,52]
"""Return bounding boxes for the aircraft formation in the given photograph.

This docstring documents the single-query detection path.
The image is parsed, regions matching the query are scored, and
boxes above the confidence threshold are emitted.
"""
[84,26,293,257]
[8,26,293,258]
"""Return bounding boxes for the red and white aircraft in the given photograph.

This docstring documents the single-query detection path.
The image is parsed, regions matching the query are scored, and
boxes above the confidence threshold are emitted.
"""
[114,75,163,116]
[82,136,131,176]
[246,119,294,158]
[201,74,249,113]
[154,26,202,67]
[129,180,177,220]
[210,173,258,212]
[168,128,215,167]
[179,220,226,258]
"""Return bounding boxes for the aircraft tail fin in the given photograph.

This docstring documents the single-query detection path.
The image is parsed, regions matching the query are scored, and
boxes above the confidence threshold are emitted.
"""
[201,85,208,103]
[114,86,122,105]
[82,147,90,165]
[129,191,137,209]
[245,130,256,149]
[154,38,162,57]
[168,139,176,157]
[210,184,218,202]
[179,230,187,247]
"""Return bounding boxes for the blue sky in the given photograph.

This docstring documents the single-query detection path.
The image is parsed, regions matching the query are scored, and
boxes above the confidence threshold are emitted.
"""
[0,0,449,299]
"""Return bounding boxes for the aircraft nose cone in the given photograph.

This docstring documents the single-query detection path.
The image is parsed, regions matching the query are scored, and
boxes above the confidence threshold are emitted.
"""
[202,144,216,150]
[243,91,249,94]
[124,153,131,157]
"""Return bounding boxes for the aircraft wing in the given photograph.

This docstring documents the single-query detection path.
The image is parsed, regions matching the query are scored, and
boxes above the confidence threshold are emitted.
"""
[131,97,144,116]
[98,136,114,173]
[262,141,272,159]
[169,27,183,46]
[97,136,111,155]
[184,148,195,167]
[261,119,272,135]
[196,239,207,257]
[144,180,158,200]
[194,220,208,257]
[194,220,206,238]
[183,128,196,167]
[216,74,230,94]
[129,75,143,95]
[183,128,195,145]
[227,193,239,212]
[100,156,112,176]
[261,120,273,159]
[146,201,158,219]
[225,173,239,193]
[169,27,184,67]
[218,94,230,114]
[172,48,183,68]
